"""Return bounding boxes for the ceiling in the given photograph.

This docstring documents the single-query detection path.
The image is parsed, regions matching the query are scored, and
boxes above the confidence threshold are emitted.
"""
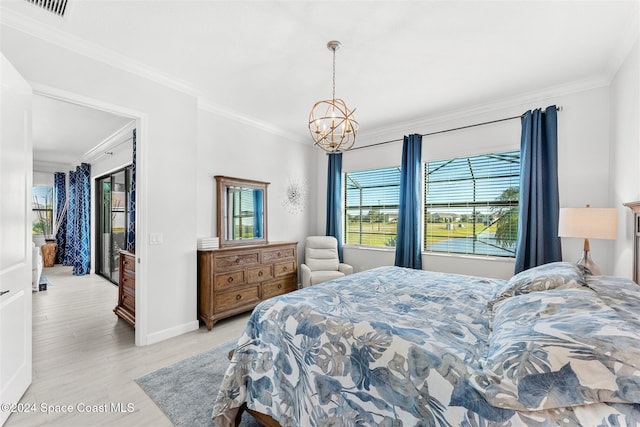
[1,0,638,163]
[32,95,133,166]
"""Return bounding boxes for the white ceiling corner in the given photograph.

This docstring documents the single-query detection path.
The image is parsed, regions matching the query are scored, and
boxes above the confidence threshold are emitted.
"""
[1,0,638,163]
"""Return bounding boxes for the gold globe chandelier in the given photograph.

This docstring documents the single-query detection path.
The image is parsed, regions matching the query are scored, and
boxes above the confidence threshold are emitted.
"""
[308,40,359,153]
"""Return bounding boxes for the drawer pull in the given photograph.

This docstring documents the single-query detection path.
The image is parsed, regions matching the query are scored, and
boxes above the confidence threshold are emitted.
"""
[123,278,128,283]
[282,266,287,271]
[236,294,242,301]
[277,252,281,257]
[235,257,240,264]
[277,283,282,289]
[258,271,263,277]
[227,277,234,283]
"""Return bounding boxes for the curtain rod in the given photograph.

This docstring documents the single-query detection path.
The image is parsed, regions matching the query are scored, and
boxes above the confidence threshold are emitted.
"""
[349,105,563,151]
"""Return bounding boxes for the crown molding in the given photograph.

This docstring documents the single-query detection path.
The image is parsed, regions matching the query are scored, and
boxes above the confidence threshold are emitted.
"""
[0,8,201,98]
[78,121,136,164]
[357,75,610,145]
[197,98,301,143]
[33,159,72,174]
[2,7,302,143]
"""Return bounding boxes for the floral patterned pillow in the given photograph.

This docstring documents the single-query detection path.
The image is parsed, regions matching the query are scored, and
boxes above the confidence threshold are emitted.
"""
[489,262,590,308]
[472,286,640,411]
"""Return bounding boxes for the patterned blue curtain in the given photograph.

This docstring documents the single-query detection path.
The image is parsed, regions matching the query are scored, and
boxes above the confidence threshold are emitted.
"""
[54,172,67,264]
[326,153,344,261]
[126,128,136,253]
[64,170,77,266]
[253,189,263,238]
[514,106,562,273]
[394,134,423,269]
[72,163,91,276]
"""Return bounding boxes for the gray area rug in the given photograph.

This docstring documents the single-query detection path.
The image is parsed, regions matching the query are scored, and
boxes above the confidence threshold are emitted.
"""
[136,340,263,427]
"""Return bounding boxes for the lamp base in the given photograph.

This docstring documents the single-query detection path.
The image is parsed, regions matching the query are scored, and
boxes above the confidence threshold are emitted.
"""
[576,250,601,275]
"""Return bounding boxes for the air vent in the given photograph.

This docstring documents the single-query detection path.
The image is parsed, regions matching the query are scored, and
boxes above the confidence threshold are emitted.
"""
[24,0,68,17]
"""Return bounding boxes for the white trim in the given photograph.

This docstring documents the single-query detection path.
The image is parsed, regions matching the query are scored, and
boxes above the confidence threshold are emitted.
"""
[357,75,610,144]
[3,8,299,143]
[30,84,151,347]
[134,116,148,347]
[33,159,71,173]
[144,320,200,346]
[1,8,199,98]
[79,121,136,164]
[198,99,300,143]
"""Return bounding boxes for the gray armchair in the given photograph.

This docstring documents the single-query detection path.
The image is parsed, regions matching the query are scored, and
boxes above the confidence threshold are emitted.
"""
[300,236,353,287]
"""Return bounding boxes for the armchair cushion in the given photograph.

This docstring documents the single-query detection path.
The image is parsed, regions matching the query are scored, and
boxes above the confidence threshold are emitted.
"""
[302,236,353,287]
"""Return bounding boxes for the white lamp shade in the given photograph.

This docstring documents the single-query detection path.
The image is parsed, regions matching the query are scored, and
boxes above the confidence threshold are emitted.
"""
[558,208,617,240]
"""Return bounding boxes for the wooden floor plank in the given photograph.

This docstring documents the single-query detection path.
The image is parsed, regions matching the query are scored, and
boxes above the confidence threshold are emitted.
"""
[5,265,250,426]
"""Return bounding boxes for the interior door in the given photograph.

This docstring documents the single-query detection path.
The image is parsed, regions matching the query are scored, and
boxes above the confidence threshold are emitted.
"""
[0,54,33,426]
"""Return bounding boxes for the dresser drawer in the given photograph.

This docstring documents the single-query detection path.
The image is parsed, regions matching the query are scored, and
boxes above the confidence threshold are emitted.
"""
[121,254,136,274]
[121,290,135,313]
[274,260,295,277]
[262,247,295,262]
[247,265,273,283]
[215,252,260,269]
[214,271,245,290]
[215,286,260,311]
[121,271,135,291]
[262,277,296,300]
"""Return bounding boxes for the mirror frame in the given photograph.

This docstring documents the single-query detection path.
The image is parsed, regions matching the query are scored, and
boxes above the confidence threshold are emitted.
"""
[215,175,269,248]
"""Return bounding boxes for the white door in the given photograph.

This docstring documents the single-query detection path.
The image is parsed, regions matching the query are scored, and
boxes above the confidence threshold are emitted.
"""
[0,53,33,426]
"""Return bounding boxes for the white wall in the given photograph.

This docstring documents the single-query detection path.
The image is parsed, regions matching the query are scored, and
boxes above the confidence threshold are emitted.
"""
[610,38,640,279]
[5,23,637,346]
[314,86,616,280]
[196,108,317,269]
[3,26,199,345]
[32,171,53,187]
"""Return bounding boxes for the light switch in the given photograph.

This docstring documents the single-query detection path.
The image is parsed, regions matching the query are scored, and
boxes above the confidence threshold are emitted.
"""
[149,233,163,245]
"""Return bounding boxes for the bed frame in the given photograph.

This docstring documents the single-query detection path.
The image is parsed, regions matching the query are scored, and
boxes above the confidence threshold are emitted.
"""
[228,349,281,427]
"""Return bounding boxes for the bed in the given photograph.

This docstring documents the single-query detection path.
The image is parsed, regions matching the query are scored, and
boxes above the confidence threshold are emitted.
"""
[212,262,640,426]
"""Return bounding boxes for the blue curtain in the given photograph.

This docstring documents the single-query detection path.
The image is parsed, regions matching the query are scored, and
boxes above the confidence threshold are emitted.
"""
[253,189,263,238]
[514,106,562,273]
[64,170,77,267]
[326,153,344,261]
[126,128,136,253]
[54,172,67,264]
[394,134,423,269]
[72,163,91,276]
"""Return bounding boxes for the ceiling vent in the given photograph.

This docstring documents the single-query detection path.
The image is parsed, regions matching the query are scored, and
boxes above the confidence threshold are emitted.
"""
[24,0,68,17]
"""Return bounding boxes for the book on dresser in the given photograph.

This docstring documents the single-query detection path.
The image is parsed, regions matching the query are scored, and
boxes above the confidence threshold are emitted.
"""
[114,250,136,327]
[197,241,298,330]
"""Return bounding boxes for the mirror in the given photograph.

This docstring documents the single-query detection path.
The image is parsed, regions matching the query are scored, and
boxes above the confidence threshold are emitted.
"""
[215,176,269,247]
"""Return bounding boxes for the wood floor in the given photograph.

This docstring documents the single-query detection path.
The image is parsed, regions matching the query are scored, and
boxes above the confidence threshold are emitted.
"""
[6,265,250,427]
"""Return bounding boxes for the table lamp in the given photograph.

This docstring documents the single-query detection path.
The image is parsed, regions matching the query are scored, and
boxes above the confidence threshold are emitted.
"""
[558,205,617,275]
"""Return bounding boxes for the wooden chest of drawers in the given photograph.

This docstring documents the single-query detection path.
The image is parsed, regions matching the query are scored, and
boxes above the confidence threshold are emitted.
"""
[197,242,298,330]
[114,250,135,327]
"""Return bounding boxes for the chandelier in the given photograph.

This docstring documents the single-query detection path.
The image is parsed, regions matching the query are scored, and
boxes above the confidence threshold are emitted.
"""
[308,40,359,153]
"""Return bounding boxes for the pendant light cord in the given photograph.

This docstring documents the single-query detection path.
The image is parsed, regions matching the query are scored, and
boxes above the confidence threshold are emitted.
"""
[332,46,336,103]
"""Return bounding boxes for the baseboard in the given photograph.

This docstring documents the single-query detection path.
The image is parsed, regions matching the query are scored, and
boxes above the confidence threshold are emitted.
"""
[145,320,200,345]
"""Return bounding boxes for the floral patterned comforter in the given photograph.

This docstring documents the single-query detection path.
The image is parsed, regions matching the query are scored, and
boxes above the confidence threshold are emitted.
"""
[212,264,640,426]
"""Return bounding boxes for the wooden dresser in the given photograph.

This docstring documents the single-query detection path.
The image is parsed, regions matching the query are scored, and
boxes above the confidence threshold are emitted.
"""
[197,241,298,330]
[114,250,135,327]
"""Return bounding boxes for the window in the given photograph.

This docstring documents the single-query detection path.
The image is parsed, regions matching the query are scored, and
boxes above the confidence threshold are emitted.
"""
[345,167,401,247]
[32,186,53,236]
[424,151,520,257]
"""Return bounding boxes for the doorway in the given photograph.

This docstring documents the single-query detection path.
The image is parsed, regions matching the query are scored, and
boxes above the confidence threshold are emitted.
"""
[95,166,133,284]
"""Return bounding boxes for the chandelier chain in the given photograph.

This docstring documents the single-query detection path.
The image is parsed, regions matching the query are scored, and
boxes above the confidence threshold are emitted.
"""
[332,46,336,102]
